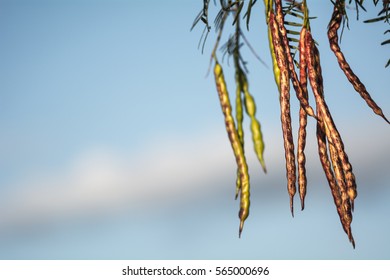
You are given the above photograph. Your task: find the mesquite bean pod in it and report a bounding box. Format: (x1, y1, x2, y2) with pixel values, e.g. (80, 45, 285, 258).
(214, 61, 250, 237)
(268, 25, 281, 91)
(266, 2, 280, 91)
(235, 72, 245, 199)
(316, 113, 354, 246)
(269, 11, 297, 216)
(328, 0, 389, 124)
(306, 30, 357, 208)
(235, 76, 245, 145)
(274, 0, 316, 119)
(234, 12, 267, 176)
(297, 26, 308, 210)
(305, 30, 355, 247)
(242, 75, 267, 173)
(328, 134, 353, 232)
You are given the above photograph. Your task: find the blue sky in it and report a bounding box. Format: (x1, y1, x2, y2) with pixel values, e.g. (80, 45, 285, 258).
(0, 0, 389, 259)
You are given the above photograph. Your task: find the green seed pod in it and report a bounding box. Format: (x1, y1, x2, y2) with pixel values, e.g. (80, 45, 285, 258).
(268, 25, 281, 92)
(235, 72, 245, 145)
(242, 77, 267, 173)
(235, 72, 245, 199)
(214, 61, 251, 237)
(235, 170, 241, 200)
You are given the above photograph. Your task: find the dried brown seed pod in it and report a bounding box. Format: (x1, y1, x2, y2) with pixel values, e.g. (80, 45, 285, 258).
(328, 0, 390, 124)
(316, 113, 354, 247)
(269, 11, 297, 216)
(274, 0, 316, 119)
(306, 30, 357, 209)
(305, 30, 356, 247)
(297, 26, 309, 210)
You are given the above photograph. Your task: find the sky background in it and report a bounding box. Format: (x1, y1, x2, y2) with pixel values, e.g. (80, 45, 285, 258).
(0, 0, 389, 259)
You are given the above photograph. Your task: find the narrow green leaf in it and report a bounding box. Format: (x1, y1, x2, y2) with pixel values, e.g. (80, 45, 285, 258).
(355, 0, 366, 12)
(286, 29, 301, 35)
(245, 0, 254, 30)
(232, 2, 244, 26)
(288, 37, 300, 43)
(381, 39, 390, 45)
(364, 15, 388, 23)
(285, 11, 304, 19)
(284, 21, 302, 27)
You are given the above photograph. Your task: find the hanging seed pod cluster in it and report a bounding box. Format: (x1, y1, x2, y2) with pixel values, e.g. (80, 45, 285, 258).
(192, 0, 389, 247)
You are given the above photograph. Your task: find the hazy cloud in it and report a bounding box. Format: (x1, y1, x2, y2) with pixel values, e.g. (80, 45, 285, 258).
(0, 124, 388, 231)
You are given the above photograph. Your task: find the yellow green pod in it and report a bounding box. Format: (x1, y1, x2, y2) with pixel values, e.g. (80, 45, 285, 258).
(243, 79, 267, 173)
(235, 73, 245, 145)
(268, 25, 281, 91)
(214, 61, 251, 236)
(235, 72, 245, 199)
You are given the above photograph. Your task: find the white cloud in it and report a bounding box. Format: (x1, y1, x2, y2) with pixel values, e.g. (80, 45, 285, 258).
(0, 129, 235, 229)
(0, 123, 388, 231)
